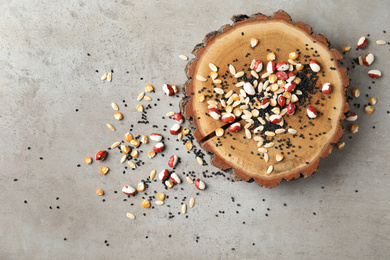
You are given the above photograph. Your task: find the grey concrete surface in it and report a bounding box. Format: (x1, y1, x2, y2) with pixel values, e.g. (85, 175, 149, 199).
(1, 0, 389, 259)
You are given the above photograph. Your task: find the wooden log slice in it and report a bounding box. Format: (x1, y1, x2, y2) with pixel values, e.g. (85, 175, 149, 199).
(180, 10, 349, 188)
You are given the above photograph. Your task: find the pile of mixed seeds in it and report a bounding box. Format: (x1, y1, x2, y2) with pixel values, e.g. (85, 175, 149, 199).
(193, 35, 384, 173)
(83, 32, 386, 221)
(83, 80, 217, 220)
(194, 38, 334, 173)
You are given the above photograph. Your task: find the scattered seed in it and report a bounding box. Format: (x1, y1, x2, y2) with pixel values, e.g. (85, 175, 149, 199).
(148, 151, 156, 158)
(186, 177, 193, 184)
(288, 128, 297, 135)
(250, 38, 259, 48)
(185, 141, 193, 151)
(350, 124, 359, 134)
(258, 148, 268, 153)
(264, 153, 269, 163)
(126, 213, 135, 219)
(295, 64, 304, 71)
(136, 104, 144, 112)
(140, 135, 148, 144)
(106, 123, 115, 131)
(209, 63, 218, 72)
(267, 52, 276, 61)
(342, 46, 351, 52)
(120, 155, 127, 164)
(351, 89, 360, 98)
(142, 200, 151, 208)
(100, 166, 109, 175)
(121, 145, 130, 154)
(189, 198, 195, 208)
(145, 84, 154, 92)
(264, 142, 274, 148)
(236, 82, 245, 87)
(215, 128, 224, 137)
(234, 71, 244, 78)
(275, 129, 285, 134)
(101, 73, 108, 81)
(181, 127, 190, 135)
(144, 96, 152, 101)
(96, 189, 104, 196)
(251, 70, 259, 79)
(369, 97, 377, 105)
(196, 157, 203, 165)
(111, 103, 119, 111)
(84, 157, 92, 164)
(265, 131, 275, 137)
(358, 56, 363, 66)
(289, 52, 299, 60)
(165, 180, 173, 189)
(136, 92, 145, 101)
(336, 142, 345, 150)
(150, 170, 156, 180)
(214, 88, 224, 94)
(376, 40, 386, 45)
(196, 75, 207, 82)
(107, 72, 112, 82)
(276, 153, 284, 162)
(197, 95, 205, 103)
(128, 161, 136, 169)
(182, 204, 187, 214)
(137, 182, 145, 192)
(125, 132, 133, 142)
(245, 128, 252, 139)
(114, 112, 123, 120)
(229, 64, 236, 75)
(155, 201, 164, 205)
(166, 111, 174, 117)
(155, 194, 165, 201)
(266, 165, 274, 174)
(179, 55, 188, 60)
(365, 105, 374, 115)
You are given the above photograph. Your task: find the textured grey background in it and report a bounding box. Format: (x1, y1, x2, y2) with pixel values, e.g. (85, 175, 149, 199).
(0, 0, 389, 259)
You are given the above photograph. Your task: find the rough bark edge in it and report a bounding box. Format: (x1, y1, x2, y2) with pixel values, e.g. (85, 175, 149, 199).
(180, 10, 350, 188)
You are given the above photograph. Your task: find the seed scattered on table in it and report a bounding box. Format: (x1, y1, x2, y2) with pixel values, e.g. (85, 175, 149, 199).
(106, 123, 115, 131)
(376, 40, 386, 45)
(150, 170, 156, 180)
(126, 213, 135, 220)
(189, 198, 195, 208)
(196, 157, 203, 165)
(350, 124, 359, 134)
(141, 200, 151, 208)
(182, 204, 187, 214)
(84, 157, 92, 164)
(100, 166, 109, 175)
(365, 105, 374, 115)
(186, 141, 193, 151)
(336, 142, 345, 150)
(369, 97, 377, 105)
(145, 84, 154, 93)
(137, 92, 145, 101)
(136, 104, 144, 112)
(114, 112, 123, 120)
(179, 55, 188, 60)
(111, 103, 119, 111)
